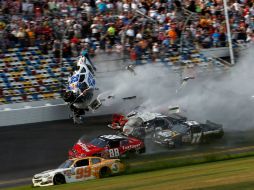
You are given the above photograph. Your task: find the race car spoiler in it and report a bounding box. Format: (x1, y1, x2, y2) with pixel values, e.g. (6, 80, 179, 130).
(206, 120, 223, 129)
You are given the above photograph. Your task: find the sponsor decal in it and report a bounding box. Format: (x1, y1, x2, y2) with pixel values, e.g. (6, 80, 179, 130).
(111, 163, 119, 172)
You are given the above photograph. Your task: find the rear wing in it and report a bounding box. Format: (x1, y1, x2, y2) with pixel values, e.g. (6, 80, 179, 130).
(168, 106, 180, 114)
(205, 120, 223, 129)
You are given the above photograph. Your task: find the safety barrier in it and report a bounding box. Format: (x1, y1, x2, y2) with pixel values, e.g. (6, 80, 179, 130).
(0, 96, 143, 126)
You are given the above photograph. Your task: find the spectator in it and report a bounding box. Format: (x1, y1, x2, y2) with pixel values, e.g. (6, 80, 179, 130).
(212, 29, 221, 47)
(168, 27, 177, 45)
(0, 0, 252, 60)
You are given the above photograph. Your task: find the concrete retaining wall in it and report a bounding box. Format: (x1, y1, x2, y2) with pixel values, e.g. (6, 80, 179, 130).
(0, 97, 141, 127)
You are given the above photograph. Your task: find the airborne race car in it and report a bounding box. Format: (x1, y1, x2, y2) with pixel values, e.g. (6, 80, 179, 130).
(32, 157, 125, 187)
(63, 51, 102, 124)
(108, 111, 187, 139)
(153, 120, 224, 148)
(69, 134, 145, 159)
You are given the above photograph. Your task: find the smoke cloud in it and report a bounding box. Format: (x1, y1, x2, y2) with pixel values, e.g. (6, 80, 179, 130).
(175, 47, 254, 130)
(95, 47, 254, 131)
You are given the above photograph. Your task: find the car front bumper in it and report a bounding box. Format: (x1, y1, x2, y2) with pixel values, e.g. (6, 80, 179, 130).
(32, 177, 54, 187)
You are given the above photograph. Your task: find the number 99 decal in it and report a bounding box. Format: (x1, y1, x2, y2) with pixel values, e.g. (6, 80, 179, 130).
(75, 167, 91, 179)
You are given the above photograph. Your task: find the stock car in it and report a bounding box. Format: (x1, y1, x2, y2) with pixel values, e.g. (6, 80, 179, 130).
(153, 120, 224, 148)
(32, 157, 125, 187)
(69, 134, 145, 159)
(108, 111, 187, 139)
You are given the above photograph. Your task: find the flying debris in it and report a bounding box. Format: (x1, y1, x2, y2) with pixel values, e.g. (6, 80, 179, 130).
(125, 64, 136, 75)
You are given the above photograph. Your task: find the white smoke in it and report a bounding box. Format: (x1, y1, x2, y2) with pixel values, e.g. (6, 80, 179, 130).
(173, 47, 254, 130)
(96, 47, 254, 130)
(97, 63, 180, 111)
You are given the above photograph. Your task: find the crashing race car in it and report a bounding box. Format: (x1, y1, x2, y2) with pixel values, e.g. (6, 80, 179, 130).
(32, 157, 125, 187)
(153, 120, 224, 148)
(69, 134, 145, 159)
(108, 111, 187, 139)
(63, 51, 102, 124)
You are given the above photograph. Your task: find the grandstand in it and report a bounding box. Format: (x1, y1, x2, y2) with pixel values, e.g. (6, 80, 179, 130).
(0, 44, 228, 105)
(0, 47, 76, 104)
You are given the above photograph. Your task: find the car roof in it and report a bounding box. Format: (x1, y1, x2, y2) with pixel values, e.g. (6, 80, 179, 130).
(99, 134, 127, 141)
(184, 120, 200, 126)
(129, 111, 166, 122)
(69, 156, 103, 161)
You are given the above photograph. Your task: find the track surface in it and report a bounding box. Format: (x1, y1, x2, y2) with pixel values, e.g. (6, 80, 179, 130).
(1, 117, 254, 189)
(0, 116, 113, 189)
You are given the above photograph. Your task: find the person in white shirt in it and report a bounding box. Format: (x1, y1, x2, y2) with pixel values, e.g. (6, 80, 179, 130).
(126, 26, 135, 44)
(123, 0, 130, 12)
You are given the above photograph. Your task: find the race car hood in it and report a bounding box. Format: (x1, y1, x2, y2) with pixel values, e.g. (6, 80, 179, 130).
(155, 130, 178, 139)
(33, 169, 64, 179)
(72, 141, 104, 156)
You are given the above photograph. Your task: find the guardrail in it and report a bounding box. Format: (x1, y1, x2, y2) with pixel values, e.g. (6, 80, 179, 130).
(0, 99, 69, 126)
(0, 95, 142, 127)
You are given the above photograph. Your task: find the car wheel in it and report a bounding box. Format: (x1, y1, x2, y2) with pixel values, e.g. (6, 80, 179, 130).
(53, 174, 66, 185)
(99, 167, 111, 178)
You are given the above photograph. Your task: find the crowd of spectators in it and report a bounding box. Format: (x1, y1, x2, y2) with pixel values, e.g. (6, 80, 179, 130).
(0, 0, 253, 62)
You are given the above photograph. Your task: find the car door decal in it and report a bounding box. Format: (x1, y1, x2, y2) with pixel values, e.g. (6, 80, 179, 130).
(191, 133, 202, 144)
(75, 167, 91, 179)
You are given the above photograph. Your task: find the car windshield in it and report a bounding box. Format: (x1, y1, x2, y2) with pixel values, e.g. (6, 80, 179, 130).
(171, 124, 189, 134)
(89, 138, 107, 148)
(58, 160, 74, 169)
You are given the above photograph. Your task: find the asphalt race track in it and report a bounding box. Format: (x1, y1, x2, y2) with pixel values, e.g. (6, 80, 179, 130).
(1, 116, 254, 189)
(0, 116, 113, 189)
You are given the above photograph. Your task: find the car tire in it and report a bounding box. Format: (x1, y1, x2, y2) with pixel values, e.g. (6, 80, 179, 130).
(53, 174, 66, 185)
(99, 167, 111, 178)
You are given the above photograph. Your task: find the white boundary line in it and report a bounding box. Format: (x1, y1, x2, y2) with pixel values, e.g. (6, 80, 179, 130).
(0, 103, 68, 112)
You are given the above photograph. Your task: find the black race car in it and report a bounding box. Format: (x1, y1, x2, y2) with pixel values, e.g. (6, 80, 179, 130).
(153, 120, 224, 148)
(115, 112, 187, 140)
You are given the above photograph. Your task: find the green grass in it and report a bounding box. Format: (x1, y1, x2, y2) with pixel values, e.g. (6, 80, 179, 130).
(7, 156, 254, 190)
(125, 149, 254, 174)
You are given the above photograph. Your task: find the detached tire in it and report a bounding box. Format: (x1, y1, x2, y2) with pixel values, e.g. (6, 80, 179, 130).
(99, 167, 111, 178)
(53, 174, 66, 185)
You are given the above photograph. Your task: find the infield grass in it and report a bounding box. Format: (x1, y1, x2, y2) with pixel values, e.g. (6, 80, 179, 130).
(7, 156, 254, 190)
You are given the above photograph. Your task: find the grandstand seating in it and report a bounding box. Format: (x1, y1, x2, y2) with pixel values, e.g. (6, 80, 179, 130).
(0, 47, 76, 104)
(0, 46, 227, 104)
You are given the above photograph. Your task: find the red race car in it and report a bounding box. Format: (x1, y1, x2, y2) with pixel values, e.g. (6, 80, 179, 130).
(69, 134, 145, 159)
(108, 114, 128, 130)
